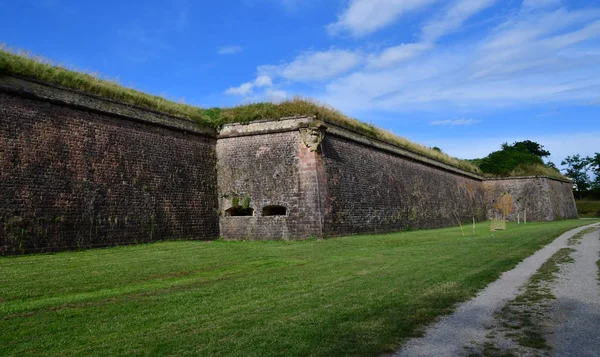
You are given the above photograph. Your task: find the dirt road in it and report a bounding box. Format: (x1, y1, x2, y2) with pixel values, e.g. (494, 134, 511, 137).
(393, 222, 600, 357)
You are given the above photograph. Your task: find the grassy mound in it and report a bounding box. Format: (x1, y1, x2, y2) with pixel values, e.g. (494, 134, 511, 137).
(0, 47, 480, 174)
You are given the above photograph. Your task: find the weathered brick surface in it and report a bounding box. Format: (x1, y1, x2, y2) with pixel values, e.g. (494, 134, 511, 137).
(483, 177, 578, 221)
(321, 135, 487, 235)
(0, 92, 219, 254)
(217, 129, 324, 240)
(0, 78, 579, 248)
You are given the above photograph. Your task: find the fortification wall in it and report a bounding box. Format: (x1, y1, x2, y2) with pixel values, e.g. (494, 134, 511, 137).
(0, 76, 579, 250)
(0, 76, 219, 254)
(320, 123, 487, 235)
(483, 177, 578, 221)
(216, 119, 327, 240)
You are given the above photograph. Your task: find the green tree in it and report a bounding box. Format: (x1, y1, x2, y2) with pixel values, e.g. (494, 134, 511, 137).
(589, 153, 600, 190)
(561, 154, 591, 198)
(478, 140, 549, 176)
(502, 140, 551, 158)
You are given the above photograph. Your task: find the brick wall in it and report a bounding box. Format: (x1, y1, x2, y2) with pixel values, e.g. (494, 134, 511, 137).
(483, 177, 578, 221)
(1, 77, 578, 249)
(0, 81, 219, 254)
(216, 119, 326, 240)
(321, 134, 487, 235)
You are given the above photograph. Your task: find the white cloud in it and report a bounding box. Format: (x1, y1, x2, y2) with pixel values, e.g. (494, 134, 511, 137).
(367, 0, 495, 69)
(225, 82, 254, 96)
(218, 46, 243, 55)
(225, 75, 274, 96)
(327, 0, 439, 37)
(254, 75, 273, 87)
(430, 118, 481, 126)
(421, 0, 497, 42)
(320, 3, 600, 112)
(226, 1, 600, 114)
(259, 49, 362, 81)
(367, 43, 432, 68)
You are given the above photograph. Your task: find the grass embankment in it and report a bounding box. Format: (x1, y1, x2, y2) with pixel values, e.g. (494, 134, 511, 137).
(1, 220, 597, 357)
(575, 200, 600, 217)
(506, 163, 566, 181)
(0, 47, 479, 174)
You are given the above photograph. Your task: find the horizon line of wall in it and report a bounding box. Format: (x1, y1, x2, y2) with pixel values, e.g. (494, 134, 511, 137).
(0, 75, 579, 254)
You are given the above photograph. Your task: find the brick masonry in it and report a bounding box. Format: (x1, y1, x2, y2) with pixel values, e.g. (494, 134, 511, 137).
(321, 131, 488, 235)
(0, 76, 579, 250)
(216, 120, 326, 240)
(0, 79, 219, 255)
(483, 177, 578, 221)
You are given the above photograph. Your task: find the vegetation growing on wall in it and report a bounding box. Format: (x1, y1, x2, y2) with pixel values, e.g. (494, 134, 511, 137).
(0, 47, 480, 174)
(0, 46, 223, 126)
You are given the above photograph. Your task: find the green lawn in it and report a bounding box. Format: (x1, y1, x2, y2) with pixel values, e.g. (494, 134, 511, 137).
(575, 200, 600, 217)
(1, 220, 597, 357)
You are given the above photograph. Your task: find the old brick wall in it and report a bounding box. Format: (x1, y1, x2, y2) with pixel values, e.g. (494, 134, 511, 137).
(217, 119, 325, 240)
(1, 78, 578, 249)
(483, 177, 578, 221)
(0, 80, 219, 254)
(320, 133, 487, 236)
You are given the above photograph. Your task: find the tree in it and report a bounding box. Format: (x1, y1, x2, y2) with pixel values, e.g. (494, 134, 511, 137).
(561, 154, 591, 198)
(502, 140, 551, 158)
(479, 141, 546, 176)
(589, 153, 600, 190)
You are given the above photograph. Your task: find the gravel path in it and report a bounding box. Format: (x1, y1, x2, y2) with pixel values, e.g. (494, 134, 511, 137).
(548, 227, 600, 357)
(393, 223, 600, 357)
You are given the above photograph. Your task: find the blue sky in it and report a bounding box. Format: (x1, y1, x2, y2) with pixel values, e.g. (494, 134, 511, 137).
(1, 0, 599, 165)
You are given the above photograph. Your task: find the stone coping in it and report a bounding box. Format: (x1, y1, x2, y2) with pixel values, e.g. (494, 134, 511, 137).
(483, 175, 572, 184)
(218, 116, 315, 138)
(0, 75, 216, 137)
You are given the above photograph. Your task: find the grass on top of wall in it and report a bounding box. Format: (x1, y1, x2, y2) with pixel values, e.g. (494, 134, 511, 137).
(507, 163, 567, 181)
(480, 163, 568, 181)
(0, 46, 480, 174)
(0, 45, 223, 127)
(1, 219, 597, 357)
